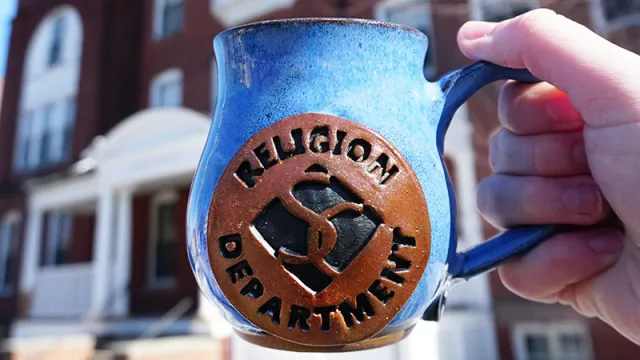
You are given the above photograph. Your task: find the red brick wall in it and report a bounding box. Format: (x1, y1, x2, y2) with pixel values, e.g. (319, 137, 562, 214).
(139, 0, 224, 113)
(67, 214, 94, 263)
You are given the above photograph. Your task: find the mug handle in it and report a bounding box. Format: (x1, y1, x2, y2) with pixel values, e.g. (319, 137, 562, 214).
(437, 61, 559, 280)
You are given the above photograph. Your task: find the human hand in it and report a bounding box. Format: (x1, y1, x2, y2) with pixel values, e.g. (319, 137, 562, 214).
(458, 8, 640, 344)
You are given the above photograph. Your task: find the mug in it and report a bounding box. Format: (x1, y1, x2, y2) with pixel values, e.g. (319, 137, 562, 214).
(186, 18, 557, 352)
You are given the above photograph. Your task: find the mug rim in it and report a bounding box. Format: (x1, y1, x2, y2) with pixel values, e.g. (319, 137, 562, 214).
(216, 17, 427, 40)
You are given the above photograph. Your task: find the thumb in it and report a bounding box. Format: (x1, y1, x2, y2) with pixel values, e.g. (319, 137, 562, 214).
(457, 8, 640, 128)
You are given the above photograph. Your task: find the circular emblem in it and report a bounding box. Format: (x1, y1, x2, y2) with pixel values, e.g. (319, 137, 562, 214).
(207, 113, 431, 347)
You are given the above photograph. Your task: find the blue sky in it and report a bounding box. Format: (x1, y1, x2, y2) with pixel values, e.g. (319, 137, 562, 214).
(0, 0, 17, 76)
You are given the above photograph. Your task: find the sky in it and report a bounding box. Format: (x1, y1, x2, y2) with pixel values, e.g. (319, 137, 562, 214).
(0, 0, 17, 76)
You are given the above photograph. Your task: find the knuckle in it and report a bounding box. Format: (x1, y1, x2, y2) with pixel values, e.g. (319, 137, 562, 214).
(514, 9, 557, 34)
(488, 131, 503, 172)
(476, 176, 517, 228)
(498, 264, 528, 296)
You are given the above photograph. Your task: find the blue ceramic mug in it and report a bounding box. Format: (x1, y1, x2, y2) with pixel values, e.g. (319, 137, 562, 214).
(187, 18, 557, 352)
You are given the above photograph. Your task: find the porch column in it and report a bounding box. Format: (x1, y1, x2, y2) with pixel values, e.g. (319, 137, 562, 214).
(19, 207, 43, 298)
(89, 190, 115, 317)
(113, 188, 132, 317)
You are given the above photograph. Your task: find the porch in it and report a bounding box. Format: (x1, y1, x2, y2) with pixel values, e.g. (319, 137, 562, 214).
(14, 107, 217, 336)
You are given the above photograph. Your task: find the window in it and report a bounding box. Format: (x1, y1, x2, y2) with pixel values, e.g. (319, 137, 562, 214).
(14, 111, 33, 171)
(40, 104, 55, 165)
(376, 0, 436, 80)
(44, 212, 72, 266)
(0, 213, 20, 294)
(513, 323, 593, 360)
(14, 100, 76, 171)
(149, 69, 183, 107)
(61, 97, 76, 161)
(16, 6, 82, 173)
(47, 15, 65, 67)
(604, 0, 640, 21)
(155, 0, 184, 40)
(149, 191, 178, 286)
(471, 0, 538, 22)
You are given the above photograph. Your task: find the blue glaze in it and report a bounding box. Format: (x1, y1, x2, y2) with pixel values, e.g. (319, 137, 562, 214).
(186, 18, 556, 343)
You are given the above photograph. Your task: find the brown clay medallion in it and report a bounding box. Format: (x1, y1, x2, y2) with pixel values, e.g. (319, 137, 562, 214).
(207, 113, 431, 347)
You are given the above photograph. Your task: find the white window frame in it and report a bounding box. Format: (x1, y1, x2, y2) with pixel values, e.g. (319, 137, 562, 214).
(589, 0, 640, 35)
(149, 68, 183, 108)
(375, 0, 437, 80)
(44, 211, 72, 267)
(468, 0, 539, 21)
(512, 322, 594, 360)
(0, 212, 21, 296)
(153, 0, 184, 40)
(148, 190, 179, 288)
(210, 0, 295, 27)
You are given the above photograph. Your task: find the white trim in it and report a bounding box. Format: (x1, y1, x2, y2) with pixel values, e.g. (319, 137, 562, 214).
(28, 175, 97, 211)
(89, 190, 115, 317)
(11, 316, 215, 339)
(147, 189, 179, 289)
(374, 0, 436, 79)
(19, 209, 43, 295)
(210, 0, 295, 27)
(149, 68, 183, 108)
(113, 188, 133, 317)
(153, 0, 184, 40)
(512, 322, 593, 360)
(468, 0, 539, 21)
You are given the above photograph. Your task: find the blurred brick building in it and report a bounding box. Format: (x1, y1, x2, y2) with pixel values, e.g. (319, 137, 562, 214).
(0, 0, 638, 359)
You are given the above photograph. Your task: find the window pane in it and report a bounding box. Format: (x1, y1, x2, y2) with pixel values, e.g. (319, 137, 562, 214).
(48, 15, 65, 66)
(154, 202, 177, 282)
(158, 203, 176, 242)
(0, 222, 12, 288)
(560, 333, 588, 358)
(525, 334, 550, 360)
(47, 212, 72, 265)
(155, 241, 176, 279)
(41, 105, 56, 165)
(162, 0, 184, 37)
(605, 0, 640, 21)
(14, 112, 33, 171)
(62, 98, 76, 160)
(483, 0, 537, 22)
(157, 80, 182, 107)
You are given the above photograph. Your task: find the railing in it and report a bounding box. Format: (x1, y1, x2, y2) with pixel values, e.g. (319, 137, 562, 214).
(29, 263, 94, 318)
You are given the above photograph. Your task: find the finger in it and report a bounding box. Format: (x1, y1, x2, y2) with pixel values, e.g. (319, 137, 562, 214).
(477, 175, 611, 228)
(497, 228, 624, 303)
(458, 9, 640, 128)
(498, 81, 584, 135)
(489, 129, 589, 177)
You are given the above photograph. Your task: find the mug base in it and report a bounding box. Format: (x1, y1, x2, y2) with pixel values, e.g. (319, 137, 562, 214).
(234, 325, 415, 353)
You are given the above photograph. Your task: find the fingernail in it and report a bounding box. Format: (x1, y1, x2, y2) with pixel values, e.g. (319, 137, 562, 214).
(459, 21, 497, 41)
(586, 230, 624, 255)
(562, 183, 602, 215)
